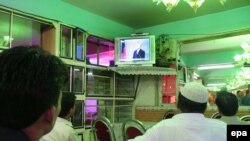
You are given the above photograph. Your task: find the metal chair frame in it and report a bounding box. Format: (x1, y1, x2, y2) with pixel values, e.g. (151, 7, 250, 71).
(122, 119, 146, 141)
(92, 116, 116, 141)
(240, 115, 250, 121)
(210, 112, 222, 119)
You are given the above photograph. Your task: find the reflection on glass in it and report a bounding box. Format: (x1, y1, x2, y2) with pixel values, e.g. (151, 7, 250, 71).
(114, 100, 133, 122)
(61, 66, 71, 92)
(115, 74, 135, 97)
(0, 11, 10, 49)
(60, 25, 72, 58)
(71, 100, 84, 128)
(73, 67, 84, 94)
(75, 29, 85, 61)
(85, 99, 113, 128)
(12, 15, 53, 48)
(86, 36, 114, 66)
(86, 69, 112, 96)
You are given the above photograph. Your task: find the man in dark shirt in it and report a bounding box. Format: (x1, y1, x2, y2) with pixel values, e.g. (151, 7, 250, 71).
(133, 41, 145, 59)
(0, 46, 67, 141)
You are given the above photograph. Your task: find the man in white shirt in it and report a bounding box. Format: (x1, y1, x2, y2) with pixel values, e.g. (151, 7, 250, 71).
(215, 91, 250, 125)
(40, 92, 79, 141)
(129, 82, 227, 141)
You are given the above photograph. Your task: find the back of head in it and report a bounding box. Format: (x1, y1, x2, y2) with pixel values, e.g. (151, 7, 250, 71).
(0, 46, 67, 129)
(215, 92, 238, 116)
(59, 92, 76, 118)
(177, 82, 208, 113)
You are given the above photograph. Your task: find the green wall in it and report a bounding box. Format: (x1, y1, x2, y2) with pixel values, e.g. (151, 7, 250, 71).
(0, 0, 133, 40)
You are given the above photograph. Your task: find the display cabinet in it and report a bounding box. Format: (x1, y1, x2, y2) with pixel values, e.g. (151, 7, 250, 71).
(0, 10, 10, 49)
(61, 65, 85, 95)
(114, 100, 133, 122)
(115, 74, 135, 97)
(73, 66, 85, 94)
(86, 68, 113, 97)
(75, 29, 86, 61)
(86, 35, 114, 66)
(84, 99, 113, 128)
(60, 25, 73, 58)
(0, 9, 55, 52)
(72, 100, 84, 128)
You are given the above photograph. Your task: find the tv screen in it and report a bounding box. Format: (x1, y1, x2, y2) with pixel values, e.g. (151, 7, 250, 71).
(115, 35, 155, 66)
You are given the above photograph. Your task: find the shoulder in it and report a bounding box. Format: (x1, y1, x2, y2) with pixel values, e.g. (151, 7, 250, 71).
(206, 118, 227, 127)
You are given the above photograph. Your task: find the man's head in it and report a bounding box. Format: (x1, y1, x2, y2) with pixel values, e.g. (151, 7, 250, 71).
(177, 82, 208, 113)
(0, 46, 67, 130)
(135, 40, 143, 50)
(215, 92, 238, 116)
(59, 92, 76, 119)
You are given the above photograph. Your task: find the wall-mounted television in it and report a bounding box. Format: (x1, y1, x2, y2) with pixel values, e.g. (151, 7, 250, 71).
(114, 35, 156, 66)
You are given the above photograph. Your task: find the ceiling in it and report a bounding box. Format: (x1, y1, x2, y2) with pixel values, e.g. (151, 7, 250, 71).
(63, 0, 250, 29)
(181, 33, 250, 89)
(63, 0, 250, 90)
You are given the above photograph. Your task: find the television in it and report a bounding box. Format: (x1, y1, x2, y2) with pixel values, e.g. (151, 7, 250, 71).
(114, 35, 156, 66)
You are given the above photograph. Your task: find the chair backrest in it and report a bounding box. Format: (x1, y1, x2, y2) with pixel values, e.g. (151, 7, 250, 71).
(162, 109, 176, 119)
(211, 112, 222, 119)
(92, 116, 116, 141)
(240, 115, 250, 121)
(122, 119, 146, 141)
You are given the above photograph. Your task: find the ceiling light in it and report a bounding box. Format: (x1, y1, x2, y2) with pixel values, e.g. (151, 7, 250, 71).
(197, 64, 234, 70)
(234, 42, 250, 65)
(207, 83, 226, 86)
(152, 0, 226, 12)
(184, 0, 205, 13)
(3, 36, 13, 42)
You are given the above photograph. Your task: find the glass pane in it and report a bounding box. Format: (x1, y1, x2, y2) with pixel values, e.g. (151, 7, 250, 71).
(86, 69, 112, 96)
(98, 40, 114, 66)
(72, 100, 84, 128)
(61, 66, 71, 92)
(114, 100, 133, 122)
(85, 99, 113, 128)
(73, 67, 84, 94)
(60, 25, 72, 58)
(75, 29, 85, 61)
(0, 11, 10, 49)
(12, 15, 42, 47)
(162, 75, 176, 104)
(86, 36, 114, 66)
(115, 74, 135, 97)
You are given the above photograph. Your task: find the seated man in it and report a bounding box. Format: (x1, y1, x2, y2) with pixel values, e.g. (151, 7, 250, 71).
(0, 46, 67, 141)
(40, 92, 79, 141)
(241, 90, 250, 106)
(215, 91, 250, 125)
(133, 41, 145, 59)
(128, 82, 227, 141)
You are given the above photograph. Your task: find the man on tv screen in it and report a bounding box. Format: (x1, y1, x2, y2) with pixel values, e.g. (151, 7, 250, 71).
(133, 41, 145, 59)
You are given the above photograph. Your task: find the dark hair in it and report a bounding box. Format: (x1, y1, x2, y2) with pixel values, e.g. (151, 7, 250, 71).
(177, 93, 207, 113)
(0, 46, 67, 129)
(59, 92, 76, 118)
(215, 92, 238, 116)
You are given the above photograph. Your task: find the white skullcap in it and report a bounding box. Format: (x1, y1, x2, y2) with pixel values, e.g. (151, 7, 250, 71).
(180, 82, 208, 103)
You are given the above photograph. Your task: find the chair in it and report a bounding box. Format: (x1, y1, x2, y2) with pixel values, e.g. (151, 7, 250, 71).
(162, 109, 176, 119)
(210, 112, 222, 119)
(122, 119, 146, 141)
(92, 116, 116, 141)
(240, 115, 250, 121)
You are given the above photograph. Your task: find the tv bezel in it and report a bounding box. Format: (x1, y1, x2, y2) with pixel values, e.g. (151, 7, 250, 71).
(114, 35, 156, 66)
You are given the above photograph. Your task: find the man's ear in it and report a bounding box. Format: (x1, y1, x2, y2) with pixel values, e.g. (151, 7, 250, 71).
(44, 106, 57, 123)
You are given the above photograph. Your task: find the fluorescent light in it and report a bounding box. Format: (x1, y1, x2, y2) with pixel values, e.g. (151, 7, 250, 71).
(197, 64, 234, 70)
(193, 72, 200, 79)
(207, 83, 226, 86)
